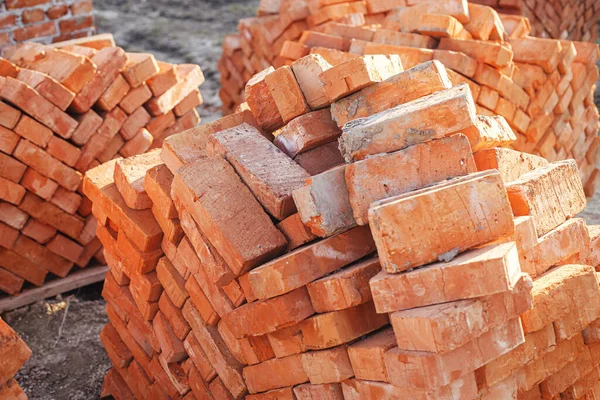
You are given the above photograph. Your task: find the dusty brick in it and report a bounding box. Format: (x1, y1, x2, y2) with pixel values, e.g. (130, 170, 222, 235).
(13, 21, 56, 41)
(16, 68, 74, 111)
(301, 345, 354, 384)
(474, 147, 549, 184)
(243, 354, 308, 394)
(207, 123, 310, 220)
(13, 114, 53, 147)
(114, 149, 162, 210)
(348, 327, 396, 382)
(0, 126, 20, 154)
(0, 101, 21, 130)
(146, 64, 205, 116)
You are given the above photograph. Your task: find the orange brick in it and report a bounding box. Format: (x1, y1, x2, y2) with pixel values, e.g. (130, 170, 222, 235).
(0, 318, 32, 383)
(301, 345, 354, 384)
(294, 383, 344, 400)
(249, 225, 375, 300)
(0, 175, 25, 205)
(70, 109, 103, 146)
(114, 149, 162, 210)
(46, 233, 84, 263)
(0, 126, 19, 154)
(174, 89, 202, 117)
(243, 354, 308, 394)
(46, 136, 81, 167)
(145, 164, 177, 219)
(13, 114, 53, 147)
(12, 234, 72, 277)
(146, 62, 178, 97)
(123, 53, 159, 88)
(153, 311, 186, 363)
(97, 74, 131, 111)
(120, 106, 152, 140)
(172, 157, 286, 276)
(0, 246, 48, 286)
(207, 123, 310, 220)
(146, 64, 204, 116)
(370, 171, 514, 273)
(120, 83, 152, 114)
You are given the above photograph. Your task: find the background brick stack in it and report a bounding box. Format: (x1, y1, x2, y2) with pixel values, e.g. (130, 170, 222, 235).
(0, 0, 96, 49)
(0, 38, 205, 297)
(85, 56, 600, 399)
(471, 0, 600, 42)
(218, 0, 600, 197)
(0, 317, 31, 399)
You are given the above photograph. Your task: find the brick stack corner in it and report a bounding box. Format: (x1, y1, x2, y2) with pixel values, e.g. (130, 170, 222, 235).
(86, 52, 600, 399)
(0, 36, 204, 297)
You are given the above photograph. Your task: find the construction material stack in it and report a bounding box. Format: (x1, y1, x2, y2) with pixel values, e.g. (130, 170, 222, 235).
(218, 0, 600, 196)
(86, 56, 600, 399)
(471, 0, 600, 42)
(0, 38, 204, 297)
(0, 317, 31, 399)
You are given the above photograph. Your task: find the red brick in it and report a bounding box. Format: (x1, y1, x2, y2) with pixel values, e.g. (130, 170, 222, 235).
(146, 62, 177, 97)
(47, 5, 69, 19)
(0, 15, 16, 29)
(50, 187, 82, 215)
(243, 354, 308, 394)
(19, 167, 58, 200)
(183, 332, 217, 382)
(16, 68, 75, 112)
(46, 233, 84, 263)
(370, 171, 514, 272)
(59, 15, 93, 34)
(122, 52, 160, 88)
(0, 202, 28, 230)
(146, 64, 205, 116)
(120, 106, 152, 140)
(19, 192, 84, 239)
(0, 32, 10, 47)
(97, 74, 131, 112)
(174, 89, 202, 117)
(0, 221, 19, 249)
(119, 128, 153, 158)
(0, 268, 24, 295)
(158, 294, 190, 340)
(0, 175, 25, 205)
(70, 109, 103, 146)
(249, 225, 375, 300)
(0, 76, 78, 138)
(301, 345, 354, 384)
(207, 123, 310, 220)
(0, 151, 26, 183)
(114, 149, 161, 210)
(156, 257, 189, 308)
(145, 164, 177, 219)
(0, 246, 48, 286)
(0, 126, 21, 154)
(153, 311, 186, 363)
(0, 100, 21, 129)
(347, 327, 396, 382)
(246, 387, 296, 400)
(46, 136, 81, 167)
(22, 8, 46, 24)
(0, 318, 32, 384)
(182, 301, 247, 398)
(13, 114, 53, 147)
(76, 107, 127, 172)
(172, 157, 286, 276)
(5, 0, 50, 8)
(13, 21, 56, 41)
(276, 213, 317, 252)
(121, 83, 152, 114)
(267, 302, 389, 357)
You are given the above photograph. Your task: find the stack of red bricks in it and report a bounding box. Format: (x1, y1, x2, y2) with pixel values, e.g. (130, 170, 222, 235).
(471, 0, 600, 42)
(0, 0, 95, 49)
(0, 39, 204, 296)
(0, 317, 31, 399)
(218, 0, 600, 197)
(85, 55, 600, 399)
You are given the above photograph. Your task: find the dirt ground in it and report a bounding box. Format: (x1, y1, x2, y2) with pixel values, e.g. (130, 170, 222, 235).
(4, 1, 600, 399)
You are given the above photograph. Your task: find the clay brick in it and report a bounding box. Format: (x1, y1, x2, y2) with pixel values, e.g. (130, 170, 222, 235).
(293, 164, 356, 237)
(438, 38, 513, 68)
(370, 171, 514, 273)
(347, 327, 396, 382)
(14, 139, 82, 191)
(97, 74, 131, 111)
(7, 43, 96, 93)
(474, 147, 549, 183)
(146, 64, 205, 116)
(371, 240, 522, 313)
(76, 107, 128, 172)
(0, 126, 20, 154)
(13, 231, 73, 277)
(0, 268, 24, 295)
(47, 4, 69, 19)
(290, 54, 333, 110)
(0, 221, 19, 249)
(249, 225, 375, 300)
(222, 287, 314, 338)
(267, 302, 389, 357)
(174, 89, 202, 117)
(119, 128, 153, 158)
(347, 375, 478, 400)
(0, 247, 47, 286)
(147, 62, 178, 97)
(156, 257, 189, 308)
(331, 60, 451, 128)
(391, 274, 532, 354)
(464, 3, 505, 40)
(293, 141, 345, 176)
(276, 213, 317, 252)
(184, 332, 217, 381)
(0, 59, 19, 78)
(20, 192, 84, 239)
(120, 106, 152, 140)
(0, 76, 78, 138)
(243, 354, 309, 394)
(511, 37, 562, 73)
(116, 230, 162, 275)
(0, 175, 25, 205)
(70, 109, 103, 146)
(467, 115, 516, 152)
(0, 202, 28, 230)
(120, 83, 152, 114)
(506, 160, 586, 237)
(0, 318, 32, 384)
(339, 84, 477, 162)
(71, 47, 128, 113)
(46, 233, 84, 263)
(114, 149, 162, 210)
(294, 383, 344, 400)
(13, 21, 56, 41)
(83, 159, 163, 252)
(153, 311, 187, 363)
(346, 134, 476, 225)
(182, 301, 247, 398)
(13, 114, 53, 147)
(46, 136, 81, 167)
(0, 152, 25, 184)
(385, 318, 524, 390)
(0, 101, 21, 130)
(319, 54, 403, 102)
(207, 123, 310, 220)
(16, 68, 75, 111)
(301, 345, 354, 384)
(273, 108, 341, 158)
(123, 53, 160, 88)
(172, 157, 287, 276)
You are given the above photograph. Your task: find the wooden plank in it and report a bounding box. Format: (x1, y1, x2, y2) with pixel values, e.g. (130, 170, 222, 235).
(0, 265, 108, 313)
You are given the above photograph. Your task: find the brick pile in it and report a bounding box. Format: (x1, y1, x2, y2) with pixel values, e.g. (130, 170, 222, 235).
(85, 57, 600, 399)
(0, 39, 205, 296)
(218, 0, 600, 196)
(471, 0, 600, 42)
(0, 317, 31, 399)
(0, 0, 96, 49)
